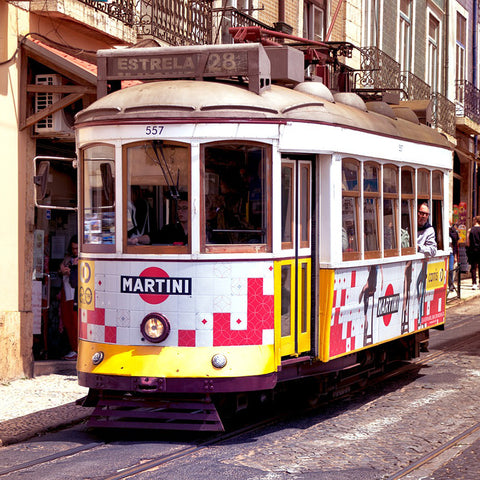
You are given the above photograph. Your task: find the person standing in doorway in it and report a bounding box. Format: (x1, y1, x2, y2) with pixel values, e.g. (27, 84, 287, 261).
(59, 235, 78, 360)
(467, 216, 480, 290)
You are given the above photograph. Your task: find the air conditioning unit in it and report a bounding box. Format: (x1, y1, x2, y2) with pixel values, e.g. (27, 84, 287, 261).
(34, 74, 73, 135)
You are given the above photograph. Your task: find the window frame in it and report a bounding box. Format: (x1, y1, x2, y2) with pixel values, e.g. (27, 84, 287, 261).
(400, 167, 416, 255)
(363, 161, 381, 259)
(123, 140, 191, 255)
(432, 170, 444, 250)
(80, 142, 116, 254)
(342, 157, 361, 261)
(383, 164, 399, 257)
(200, 141, 272, 254)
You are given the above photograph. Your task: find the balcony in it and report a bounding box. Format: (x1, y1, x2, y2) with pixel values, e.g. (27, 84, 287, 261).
(212, 7, 273, 44)
(351, 46, 401, 102)
(400, 71, 431, 101)
(455, 80, 480, 135)
(29, 0, 212, 46)
(431, 92, 456, 137)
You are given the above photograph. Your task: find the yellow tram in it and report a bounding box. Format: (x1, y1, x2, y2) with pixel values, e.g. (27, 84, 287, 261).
(71, 42, 451, 430)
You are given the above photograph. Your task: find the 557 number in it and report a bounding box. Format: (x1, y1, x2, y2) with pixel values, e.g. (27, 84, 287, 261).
(145, 125, 164, 136)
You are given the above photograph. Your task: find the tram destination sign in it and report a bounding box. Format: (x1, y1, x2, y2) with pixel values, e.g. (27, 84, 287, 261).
(97, 44, 271, 96)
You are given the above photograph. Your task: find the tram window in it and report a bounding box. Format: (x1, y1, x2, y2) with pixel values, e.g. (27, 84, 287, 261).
(281, 264, 292, 337)
(82, 145, 115, 251)
(299, 163, 311, 248)
(432, 170, 444, 250)
(418, 169, 430, 197)
(401, 168, 415, 254)
(125, 141, 190, 251)
(203, 144, 268, 251)
(281, 163, 294, 249)
(363, 163, 380, 258)
(383, 165, 398, 256)
(342, 159, 360, 260)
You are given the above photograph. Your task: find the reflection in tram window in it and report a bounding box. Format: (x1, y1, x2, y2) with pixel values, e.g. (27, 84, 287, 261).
(342, 159, 360, 260)
(280, 264, 292, 337)
(383, 165, 398, 254)
(363, 163, 380, 257)
(204, 144, 267, 246)
(82, 144, 115, 249)
(281, 164, 294, 249)
(401, 168, 415, 252)
(432, 171, 444, 250)
(125, 141, 190, 249)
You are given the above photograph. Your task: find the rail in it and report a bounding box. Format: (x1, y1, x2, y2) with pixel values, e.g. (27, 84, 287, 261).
(455, 79, 480, 125)
(352, 46, 401, 93)
(80, 0, 212, 45)
(400, 71, 431, 101)
(431, 92, 456, 137)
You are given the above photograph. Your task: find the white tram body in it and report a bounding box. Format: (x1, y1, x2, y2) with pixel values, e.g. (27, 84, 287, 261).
(75, 44, 451, 429)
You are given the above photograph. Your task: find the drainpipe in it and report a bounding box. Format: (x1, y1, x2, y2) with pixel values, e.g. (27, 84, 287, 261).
(278, 0, 285, 24)
(474, 0, 478, 216)
(443, 0, 449, 97)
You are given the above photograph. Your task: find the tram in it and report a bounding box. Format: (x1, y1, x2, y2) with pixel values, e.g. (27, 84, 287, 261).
(71, 42, 451, 430)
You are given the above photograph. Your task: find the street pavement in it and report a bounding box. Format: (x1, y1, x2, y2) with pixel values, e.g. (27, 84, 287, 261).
(0, 275, 479, 474)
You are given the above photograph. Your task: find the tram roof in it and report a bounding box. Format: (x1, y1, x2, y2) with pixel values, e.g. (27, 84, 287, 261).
(76, 80, 450, 149)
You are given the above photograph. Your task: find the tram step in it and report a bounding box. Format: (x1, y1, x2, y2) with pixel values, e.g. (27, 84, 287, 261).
(87, 393, 224, 431)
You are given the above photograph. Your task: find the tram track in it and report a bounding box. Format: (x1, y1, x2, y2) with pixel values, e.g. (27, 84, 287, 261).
(386, 421, 480, 479)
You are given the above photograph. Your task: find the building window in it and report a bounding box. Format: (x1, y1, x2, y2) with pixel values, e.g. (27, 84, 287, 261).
(303, 1, 325, 42)
(399, 0, 413, 72)
(364, 0, 380, 47)
(427, 13, 440, 92)
(456, 12, 467, 101)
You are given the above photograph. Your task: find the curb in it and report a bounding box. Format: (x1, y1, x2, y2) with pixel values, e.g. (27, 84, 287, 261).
(0, 403, 94, 447)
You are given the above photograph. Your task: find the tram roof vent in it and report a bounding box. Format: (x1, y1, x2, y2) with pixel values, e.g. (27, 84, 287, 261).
(365, 101, 397, 119)
(332, 92, 367, 111)
(390, 106, 420, 124)
(294, 81, 334, 103)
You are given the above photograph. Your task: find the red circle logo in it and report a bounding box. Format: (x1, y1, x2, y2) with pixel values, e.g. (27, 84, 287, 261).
(139, 267, 169, 304)
(383, 283, 394, 326)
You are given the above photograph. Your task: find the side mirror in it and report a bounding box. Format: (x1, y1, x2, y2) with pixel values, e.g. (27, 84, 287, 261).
(34, 161, 50, 201)
(33, 156, 77, 211)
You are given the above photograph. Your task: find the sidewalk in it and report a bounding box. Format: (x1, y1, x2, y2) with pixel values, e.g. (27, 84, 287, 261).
(0, 276, 479, 447)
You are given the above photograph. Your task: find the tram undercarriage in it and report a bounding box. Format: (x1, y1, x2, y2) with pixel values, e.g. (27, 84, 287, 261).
(81, 330, 428, 432)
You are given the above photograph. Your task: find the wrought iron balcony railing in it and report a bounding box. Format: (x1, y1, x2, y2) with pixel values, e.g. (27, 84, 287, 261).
(431, 92, 456, 137)
(455, 80, 480, 125)
(81, 0, 212, 45)
(400, 71, 431, 101)
(352, 46, 401, 95)
(212, 7, 273, 44)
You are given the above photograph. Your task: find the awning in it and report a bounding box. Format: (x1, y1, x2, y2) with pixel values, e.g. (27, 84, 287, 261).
(20, 37, 97, 131)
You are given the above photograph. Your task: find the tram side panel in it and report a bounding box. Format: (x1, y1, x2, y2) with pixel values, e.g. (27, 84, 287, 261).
(319, 257, 448, 362)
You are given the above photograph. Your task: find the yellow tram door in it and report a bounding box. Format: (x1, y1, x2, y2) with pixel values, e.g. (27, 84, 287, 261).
(276, 158, 312, 358)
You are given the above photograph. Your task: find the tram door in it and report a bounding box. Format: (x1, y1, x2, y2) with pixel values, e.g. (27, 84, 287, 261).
(277, 157, 313, 358)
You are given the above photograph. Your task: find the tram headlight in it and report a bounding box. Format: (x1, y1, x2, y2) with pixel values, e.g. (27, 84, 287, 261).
(92, 351, 104, 365)
(141, 313, 170, 343)
(211, 353, 227, 369)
